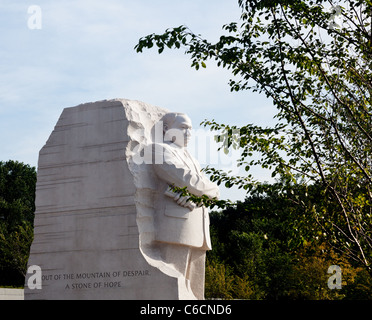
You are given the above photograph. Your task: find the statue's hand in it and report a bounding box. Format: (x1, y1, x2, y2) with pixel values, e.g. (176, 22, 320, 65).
(175, 193, 196, 210)
(164, 186, 196, 210)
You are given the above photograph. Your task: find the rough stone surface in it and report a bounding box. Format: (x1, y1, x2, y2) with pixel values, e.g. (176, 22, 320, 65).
(24, 99, 184, 300)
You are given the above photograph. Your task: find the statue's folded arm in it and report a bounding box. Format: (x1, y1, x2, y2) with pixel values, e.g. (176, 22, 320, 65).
(152, 145, 219, 199)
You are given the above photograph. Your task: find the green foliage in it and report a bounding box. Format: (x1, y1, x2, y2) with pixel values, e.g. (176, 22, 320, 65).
(205, 182, 372, 299)
(0, 160, 36, 228)
(0, 223, 33, 278)
(135, 0, 372, 275)
(205, 259, 235, 299)
(0, 160, 36, 287)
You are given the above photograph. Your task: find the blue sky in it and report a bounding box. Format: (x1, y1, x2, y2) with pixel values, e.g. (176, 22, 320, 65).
(0, 1, 278, 201)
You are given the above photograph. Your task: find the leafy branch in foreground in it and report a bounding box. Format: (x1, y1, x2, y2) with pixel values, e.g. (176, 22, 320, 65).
(136, 0, 372, 275)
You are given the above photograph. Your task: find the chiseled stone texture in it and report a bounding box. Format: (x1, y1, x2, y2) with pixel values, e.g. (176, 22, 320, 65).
(25, 99, 184, 299)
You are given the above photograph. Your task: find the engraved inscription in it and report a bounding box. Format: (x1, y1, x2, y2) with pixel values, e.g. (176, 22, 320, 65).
(40, 269, 150, 290)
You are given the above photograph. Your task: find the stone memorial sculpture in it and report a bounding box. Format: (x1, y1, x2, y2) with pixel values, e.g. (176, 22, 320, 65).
(149, 112, 220, 299)
(25, 99, 219, 300)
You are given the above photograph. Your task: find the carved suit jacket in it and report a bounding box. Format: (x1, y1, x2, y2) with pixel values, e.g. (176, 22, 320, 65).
(151, 142, 219, 250)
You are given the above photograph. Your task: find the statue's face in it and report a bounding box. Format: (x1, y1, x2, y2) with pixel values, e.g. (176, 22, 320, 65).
(164, 114, 192, 147)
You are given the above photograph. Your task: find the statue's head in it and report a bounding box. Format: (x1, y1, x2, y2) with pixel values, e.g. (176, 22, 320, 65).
(160, 112, 192, 148)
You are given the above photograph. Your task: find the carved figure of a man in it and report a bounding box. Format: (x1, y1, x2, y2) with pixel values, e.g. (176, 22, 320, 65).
(151, 112, 219, 299)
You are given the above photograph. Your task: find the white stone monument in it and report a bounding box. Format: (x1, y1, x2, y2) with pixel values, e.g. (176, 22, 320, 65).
(25, 99, 219, 300)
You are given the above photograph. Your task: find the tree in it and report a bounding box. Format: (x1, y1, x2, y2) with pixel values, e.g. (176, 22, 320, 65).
(0, 160, 36, 286)
(206, 181, 372, 299)
(0, 160, 36, 227)
(135, 0, 372, 275)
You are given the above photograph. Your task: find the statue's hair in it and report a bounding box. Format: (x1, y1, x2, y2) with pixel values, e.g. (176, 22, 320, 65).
(160, 112, 187, 131)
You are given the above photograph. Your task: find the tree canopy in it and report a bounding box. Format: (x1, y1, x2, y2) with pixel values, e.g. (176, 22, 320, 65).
(206, 180, 372, 299)
(0, 160, 36, 286)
